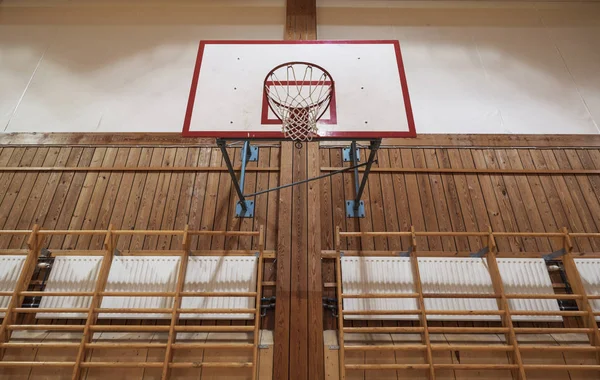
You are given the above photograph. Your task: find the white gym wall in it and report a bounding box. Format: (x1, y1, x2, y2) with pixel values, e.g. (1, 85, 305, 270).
(1, 0, 599, 135)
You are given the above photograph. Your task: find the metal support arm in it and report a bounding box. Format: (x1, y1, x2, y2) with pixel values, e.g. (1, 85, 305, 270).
(346, 139, 381, 218)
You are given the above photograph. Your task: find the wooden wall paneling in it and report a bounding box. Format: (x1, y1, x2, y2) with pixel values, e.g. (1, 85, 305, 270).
(461, 149, 514, 252)
(142, 148, 177, 250)
(115, 147, 153, 250)
(187, 148, 211, 250)
(422, 149, 458, 252)
(0, 148, 49, 232)
(0, 148, 35, 210)
(503, 150, 555, 252)
(489, 149, 539, 252)
(3, 147, 66, 249)
(475, 149, 530, 251)
(170, 147, 200, 250)
(308, 143, 325, 379)
(528, 150, 593, 251)
(155, 148, 188, 250)
(410, 149, 442, 250)
(85, 148, 130, 250)
(376, 150, 402, 251)
(342, 152, 362, 251)
(197, 148, 221, 251)
(388, 149, 414, 250)
(442, 149, 484, 251)
(290, 142, 309, 380)
(211, 146, 236, 250)
(274, 141, 293, 380)
(434, 149, 470, 252)
(252, 146, 271, 251)
(72, 147, 119, 249)
(516, 150, 576, 251)
(553, 151, 600, 247)
(331, 148, 351, 251)
(266, 147, 280, 251)
(57, 147, 107, 249)
(364, 150, 387, 251)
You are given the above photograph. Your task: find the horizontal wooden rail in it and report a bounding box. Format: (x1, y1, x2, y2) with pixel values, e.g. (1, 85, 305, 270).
(344, 344, 427, 351)
(0, 166, 278, 173)
(321, 166, 600, 175)
(343, 327, 424, 333)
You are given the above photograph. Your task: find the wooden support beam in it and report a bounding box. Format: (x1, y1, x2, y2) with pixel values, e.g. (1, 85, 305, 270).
(484, 229, 527, 380)
(160, 225, 190, 380)
(407, 227, 436, 380)
(0, 225, 41, 360)
(71, 224, 116, 380)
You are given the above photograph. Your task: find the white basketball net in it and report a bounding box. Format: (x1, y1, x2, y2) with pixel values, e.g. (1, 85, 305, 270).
(264, 62, 333, 142)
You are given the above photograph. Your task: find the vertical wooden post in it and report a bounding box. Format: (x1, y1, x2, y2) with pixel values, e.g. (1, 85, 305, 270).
(161, 225, 190, 380)
(252, 226, 265, 380)
(558, 227, 600, 364)
(0, 225, 41, 360)
(408, 226, 435, 380)
(71, 224, 116, 380)
(484, 229, 527, 380)
(276, 2, 320, 379)
(334, 227, 346, 380)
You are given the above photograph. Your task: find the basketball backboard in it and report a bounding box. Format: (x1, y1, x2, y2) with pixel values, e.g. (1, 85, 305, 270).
(182, 40, 416, 140)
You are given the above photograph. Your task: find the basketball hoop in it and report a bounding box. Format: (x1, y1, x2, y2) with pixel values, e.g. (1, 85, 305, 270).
(264, 62, 334, 144)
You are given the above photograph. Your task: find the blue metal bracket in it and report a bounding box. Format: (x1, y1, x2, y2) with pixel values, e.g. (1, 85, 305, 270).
(248, 145, 259, 162)
(470, 246, 489, 258)
(343, 147, 360, 162)
(346, 200, 365, 218)
(398, 246, 413, 257)
(543, 248, 566, 261)
(236, 200, 254, 218)
(346, 139, 381, 218)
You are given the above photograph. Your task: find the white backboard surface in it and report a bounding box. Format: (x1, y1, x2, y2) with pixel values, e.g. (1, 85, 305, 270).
(182, 40, 416, 139)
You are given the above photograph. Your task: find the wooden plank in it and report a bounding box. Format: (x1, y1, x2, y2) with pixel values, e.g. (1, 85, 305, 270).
(187, 148, 211, 251)
(323, 330, 340, 380)
(143, 148, 178, 250)
(410, 149, 441, 250)
(504, 149, 555, 252)
(273, 141, 293, 380)
(364, 150, 387, 251)
(6, 132, 600, 148)
(308, 142, 325, 380)
(553, 150, 600, 250)
(156, 148, 188, 250)
(0, 148, 49, 231)
(170, 148, 201, 249)
(469, 149, 520, 252)
(213, 146, 236, 250)
(341, 149, 361, 251)
(115, 147, 153, 250)
(129, 148, 166, 250)
(290, 141, 308, 380)
(376, 150, 401, 250)
(423, 149, 458, 251)
(529, 150, 593, 251)
(490, 149, 539, 252)
(197, 148, 221, 251)
(46, 148, 97, 249)
(59, 147, 108, 249)
(332, 148, 351, 251)
(0, 147, 28, 207)
(80, 148, 129, 249)
(1, 148, 65, 249)
(266, 147, 280, 251)
(389, 149, 414, 250)
(251, 146, 271, 251)
(443, 149, 484, 251)
(518, 150, 578, 251)
(434, 149, 470, 252)
(258, 331, 274, 380)
(88, 148, 139, 248)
